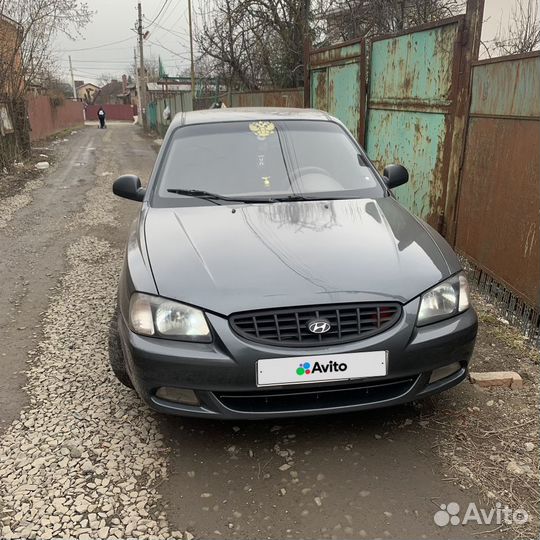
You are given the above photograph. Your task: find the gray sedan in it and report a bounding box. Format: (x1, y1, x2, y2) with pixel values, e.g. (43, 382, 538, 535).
(110, 108, 477, 419)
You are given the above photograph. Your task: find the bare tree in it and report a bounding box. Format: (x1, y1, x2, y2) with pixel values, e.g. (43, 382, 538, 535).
(96, 73, 117, 86)
(196, 0, 262, 90)
(0, 0, 92, 168)
(195, 0, 464, 90)
(0, 0, 93, 100)
(196, 0, 330, 90)
(492, 0, 540, 55)
(326, 0, 465, 43)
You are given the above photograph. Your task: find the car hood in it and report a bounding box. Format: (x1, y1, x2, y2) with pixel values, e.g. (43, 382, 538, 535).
(144, 198, 454, 315)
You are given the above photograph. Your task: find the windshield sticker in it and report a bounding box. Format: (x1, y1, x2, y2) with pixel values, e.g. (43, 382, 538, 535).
(249, 121, 275, 140)
(262, 176, 271, 188)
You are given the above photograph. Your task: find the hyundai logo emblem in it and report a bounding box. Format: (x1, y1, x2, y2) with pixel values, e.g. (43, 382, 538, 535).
(307, 319, 331, 334)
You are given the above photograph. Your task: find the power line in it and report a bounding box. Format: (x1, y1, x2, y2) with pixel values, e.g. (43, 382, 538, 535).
(147, 39, 190, 59)
(73, 71, 108, 79)
(146, 2, 180, 35)
(153, 0, 179, 32)
(70, 65, 131, 71)
(145, 0, 174, 28)
(58, 36, 134, 53)
(148, 7, 189, 45)
(60, 59, 136, 64)
(143, 17, 185, 39)
(154, 5, 187, 38)
(57, 46, 135, 54)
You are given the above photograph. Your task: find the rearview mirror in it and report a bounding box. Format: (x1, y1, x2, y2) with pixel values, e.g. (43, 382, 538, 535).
(113, 174, 146, 202)
(383, 164, 409, 189)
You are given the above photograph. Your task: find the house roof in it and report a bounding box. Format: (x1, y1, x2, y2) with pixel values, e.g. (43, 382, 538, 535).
(147, 82, 191, 92)
(76, 82, 100, 90)
(97, 80, 123, 97)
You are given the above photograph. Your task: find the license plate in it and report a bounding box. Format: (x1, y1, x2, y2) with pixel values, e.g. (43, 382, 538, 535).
(256, 351, 388, 387)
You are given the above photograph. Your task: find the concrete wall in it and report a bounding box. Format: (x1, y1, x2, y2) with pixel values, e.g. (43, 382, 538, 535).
(27, 96, 84, 141)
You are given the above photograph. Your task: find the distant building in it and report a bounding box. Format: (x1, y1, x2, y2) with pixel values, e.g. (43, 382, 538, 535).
(94, 75, 131, 105)
(146, 78, 225, 100)
(0, 13, 24, 99)
(0, 14, 24, 137)
(147, 81, 192, 97)
(127, 82, 138, 110)
(76, 82, 100, 104)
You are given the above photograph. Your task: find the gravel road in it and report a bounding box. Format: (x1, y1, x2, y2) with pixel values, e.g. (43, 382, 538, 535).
(0, 124, 536, 540)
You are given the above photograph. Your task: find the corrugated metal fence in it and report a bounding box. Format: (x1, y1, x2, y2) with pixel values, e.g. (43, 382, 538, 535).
(454, 52, 540, 341)
(193, 89, 304, 110)
(303, 0, 539, 342)
(309, 40, 366, 144)
(148, 92, 193, 136)
(366, 18, 470, 230)
(230, 89, 304, 108)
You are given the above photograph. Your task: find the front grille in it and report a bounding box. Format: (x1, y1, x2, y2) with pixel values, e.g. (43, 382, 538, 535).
(229, 303, 401, 347)
(216, 378, 415, 413)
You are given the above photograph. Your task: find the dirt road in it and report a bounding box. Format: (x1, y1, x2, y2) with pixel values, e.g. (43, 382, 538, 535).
(0, 124, 537, 540)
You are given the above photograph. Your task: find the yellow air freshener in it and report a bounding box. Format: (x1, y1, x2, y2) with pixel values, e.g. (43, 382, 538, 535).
(249, 121, 275, 140)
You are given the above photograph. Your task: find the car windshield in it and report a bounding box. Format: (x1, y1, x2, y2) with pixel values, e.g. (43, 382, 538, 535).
(153, 120, 384, 206)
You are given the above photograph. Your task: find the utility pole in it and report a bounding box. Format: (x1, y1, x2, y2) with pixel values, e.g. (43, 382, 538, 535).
(302, 0, 311, 107)
(187, 0, 196, 108)
(69, 55, 77, 100)
(134, 48, 143, 126)
(137, 1, 148, 129)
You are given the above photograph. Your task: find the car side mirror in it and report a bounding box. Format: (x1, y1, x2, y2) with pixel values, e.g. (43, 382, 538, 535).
(113, 174, 146, 202)
(383, 164, 409, 189)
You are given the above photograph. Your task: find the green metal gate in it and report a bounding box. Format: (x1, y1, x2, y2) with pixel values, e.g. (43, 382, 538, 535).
(307, 39, 366, 145)
(365, 19, 462, 228)
(364, 0, 483, 232)
(147, 101, 158, 131)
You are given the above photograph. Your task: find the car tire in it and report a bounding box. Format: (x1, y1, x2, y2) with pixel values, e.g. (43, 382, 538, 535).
(109, 308, 134, 389)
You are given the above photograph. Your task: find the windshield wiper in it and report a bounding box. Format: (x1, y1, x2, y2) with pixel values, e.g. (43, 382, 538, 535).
(272, 194, 309, 202)
(166, 188, 278, 204)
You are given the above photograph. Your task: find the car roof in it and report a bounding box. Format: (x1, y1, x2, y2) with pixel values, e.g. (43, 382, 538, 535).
(171, 107, 333, 128)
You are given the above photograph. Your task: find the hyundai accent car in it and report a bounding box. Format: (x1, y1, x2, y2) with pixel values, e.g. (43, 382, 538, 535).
(110, 108, 477, 419)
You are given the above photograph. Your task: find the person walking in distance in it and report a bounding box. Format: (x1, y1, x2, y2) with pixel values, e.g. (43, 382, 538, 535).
(98, 106, 106, 129)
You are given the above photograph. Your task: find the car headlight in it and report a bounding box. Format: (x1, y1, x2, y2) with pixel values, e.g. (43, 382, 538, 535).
(417, 272, 470, 326)
(129, 293, 211, 342)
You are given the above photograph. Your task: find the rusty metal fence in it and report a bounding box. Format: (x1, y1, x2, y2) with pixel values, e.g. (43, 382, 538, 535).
(193, 89, 304, 110)
(455, 52, 540, 342)
(307, 40, 366, 145)
(230, 89, 303, 108)
(364, 18, 463, 229)
(304, 1, 483, 234)
(302, 0, 539, 342)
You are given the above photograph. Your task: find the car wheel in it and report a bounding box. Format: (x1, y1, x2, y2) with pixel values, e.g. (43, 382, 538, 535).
(108, 308, 134, 389)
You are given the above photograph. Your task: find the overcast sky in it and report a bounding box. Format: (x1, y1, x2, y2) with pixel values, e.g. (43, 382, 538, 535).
(54, 0, 193, 85)
(53, 0, 532, 85)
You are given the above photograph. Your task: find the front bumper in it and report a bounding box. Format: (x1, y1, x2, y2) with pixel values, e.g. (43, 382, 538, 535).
(118, 299, 477, 419)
